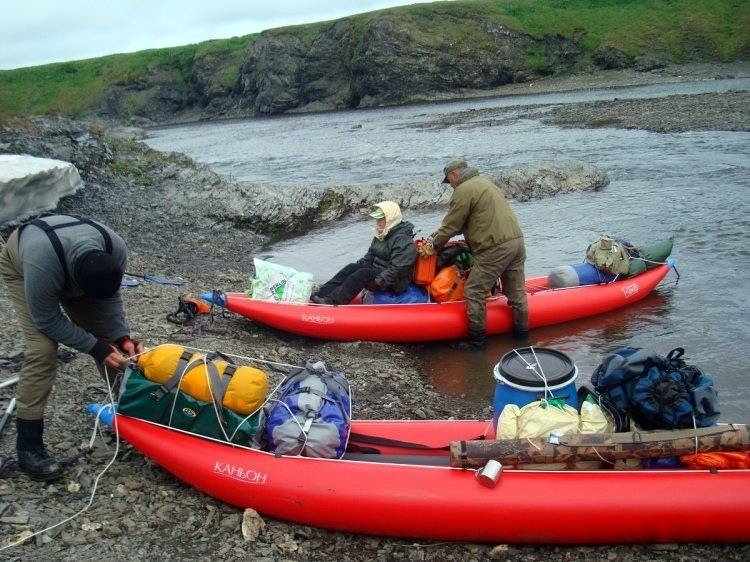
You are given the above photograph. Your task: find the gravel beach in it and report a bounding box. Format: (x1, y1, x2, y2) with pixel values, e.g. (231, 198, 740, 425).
(1, 62, 749, 561)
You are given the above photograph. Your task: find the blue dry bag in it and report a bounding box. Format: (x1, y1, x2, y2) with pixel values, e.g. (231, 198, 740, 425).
(372, 283, 429, 304)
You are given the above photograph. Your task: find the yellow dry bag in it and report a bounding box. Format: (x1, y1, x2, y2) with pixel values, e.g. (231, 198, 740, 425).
(137, 344, 268, 415)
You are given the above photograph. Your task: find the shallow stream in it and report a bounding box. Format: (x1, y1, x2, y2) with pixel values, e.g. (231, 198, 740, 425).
(147, 79, 750, 419)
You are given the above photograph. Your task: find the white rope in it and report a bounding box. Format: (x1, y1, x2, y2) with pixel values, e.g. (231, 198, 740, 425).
(274, 399, 310, 453)
(631, 257, 669, 266)
(0, 366, 121, 552)
(0, 342, 297, 551)
(526, 437, 542, 451)
(512, 346, 551, 399)
(172, 343, 297, 371)
(482, 419, 494, 439)
(340, 382, 354, 458)
(590, 447, 615, 466)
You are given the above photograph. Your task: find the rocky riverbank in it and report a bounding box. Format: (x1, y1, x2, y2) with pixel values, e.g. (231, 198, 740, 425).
(405, 62, 750, 134)
(1, 70, 750, 560)
(0, 117, 608, 261)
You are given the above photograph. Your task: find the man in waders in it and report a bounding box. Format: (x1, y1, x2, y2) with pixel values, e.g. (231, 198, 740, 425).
(421, 159, 528, 348)
(0, 215, 143, 481)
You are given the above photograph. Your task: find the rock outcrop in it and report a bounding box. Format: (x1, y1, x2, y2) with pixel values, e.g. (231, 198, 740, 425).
(87, 15, 583, 123)
(0, 118, 609, 242)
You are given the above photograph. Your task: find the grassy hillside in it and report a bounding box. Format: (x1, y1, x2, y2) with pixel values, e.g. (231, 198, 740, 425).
(0, 35, 256, 119)
(1, 0, 747, 120)
(275, 0, 748, 60)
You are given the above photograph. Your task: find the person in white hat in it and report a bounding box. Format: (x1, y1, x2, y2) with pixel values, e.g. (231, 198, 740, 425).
(311, 201, 417, 305)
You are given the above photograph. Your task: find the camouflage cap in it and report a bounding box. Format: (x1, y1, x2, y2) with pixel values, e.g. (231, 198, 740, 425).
(442, 158, 467, 183)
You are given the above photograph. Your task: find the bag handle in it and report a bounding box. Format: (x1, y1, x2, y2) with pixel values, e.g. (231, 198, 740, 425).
(666, 347, 685, 361)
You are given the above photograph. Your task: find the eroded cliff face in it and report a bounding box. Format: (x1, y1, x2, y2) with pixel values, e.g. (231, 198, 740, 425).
(91, 16, 584, 123)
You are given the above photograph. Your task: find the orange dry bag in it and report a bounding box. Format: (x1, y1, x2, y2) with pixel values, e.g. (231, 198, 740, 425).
(413, 241, 437, 285)
(429, 265, 466, 303)
(679, 452, 750, 470)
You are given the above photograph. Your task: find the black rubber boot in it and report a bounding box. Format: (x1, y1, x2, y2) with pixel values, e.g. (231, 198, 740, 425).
(16, 419, 64, 482)
(467, 330, 486, 350)
(512, 327, 530, 346)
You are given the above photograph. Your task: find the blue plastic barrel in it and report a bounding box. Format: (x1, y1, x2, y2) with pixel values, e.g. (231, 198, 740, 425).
(492, 347, 578, 426)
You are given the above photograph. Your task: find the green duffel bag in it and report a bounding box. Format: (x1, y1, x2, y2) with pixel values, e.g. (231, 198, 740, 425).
(628, 236, 675, 277)
(117, 365, 262, 445)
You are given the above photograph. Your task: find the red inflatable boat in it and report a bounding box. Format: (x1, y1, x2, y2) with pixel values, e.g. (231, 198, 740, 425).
(89, 406, 750, 544)
(205, 263, 674, 342)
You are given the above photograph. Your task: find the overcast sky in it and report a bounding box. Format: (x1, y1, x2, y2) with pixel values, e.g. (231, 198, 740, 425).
(1, 0, 439, 70)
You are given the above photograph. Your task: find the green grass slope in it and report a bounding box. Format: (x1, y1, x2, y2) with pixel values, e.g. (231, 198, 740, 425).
(0, 36, 255, 120)
(0, 0, 747, 120)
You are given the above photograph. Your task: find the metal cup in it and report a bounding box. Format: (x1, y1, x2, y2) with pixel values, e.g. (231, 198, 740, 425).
(476, 459, 503, 488)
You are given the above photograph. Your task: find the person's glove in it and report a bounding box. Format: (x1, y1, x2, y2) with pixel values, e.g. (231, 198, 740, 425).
(116, 336, 143, 357)
(416, 239, 435, 258)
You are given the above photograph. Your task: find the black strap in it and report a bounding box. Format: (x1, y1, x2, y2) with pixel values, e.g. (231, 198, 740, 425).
(347, 432, 487, 452)
(29, 219, 70, 281)
(27, 216, 113, 284)
(150, 350, 194, 401)
(666, 347, 685, 361)
(151, 350, 238, 429)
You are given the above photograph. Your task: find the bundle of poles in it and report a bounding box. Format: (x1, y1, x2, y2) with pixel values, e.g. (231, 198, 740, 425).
(450, 424, 750, 468)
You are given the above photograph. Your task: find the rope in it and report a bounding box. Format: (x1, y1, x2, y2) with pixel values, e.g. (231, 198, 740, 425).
(693, 414, 699, 455)
(0, 366, 121, 552)
(512, 346, 551, 399)
(590, 447, 616, 466)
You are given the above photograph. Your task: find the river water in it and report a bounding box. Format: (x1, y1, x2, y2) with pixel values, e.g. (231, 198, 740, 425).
(147, 79, 750, 420)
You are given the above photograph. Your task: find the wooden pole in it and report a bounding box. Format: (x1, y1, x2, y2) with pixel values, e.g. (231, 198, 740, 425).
(450, 424, 750, 468)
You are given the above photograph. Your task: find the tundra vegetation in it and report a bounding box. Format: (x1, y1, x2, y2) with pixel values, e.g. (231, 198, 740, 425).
(0, 0, 747, 123)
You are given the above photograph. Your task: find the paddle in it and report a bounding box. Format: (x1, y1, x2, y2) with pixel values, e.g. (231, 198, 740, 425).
(124, 272, 185, 286)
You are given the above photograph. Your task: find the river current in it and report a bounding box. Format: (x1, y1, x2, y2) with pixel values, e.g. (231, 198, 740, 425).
(147, 79, 750, 420)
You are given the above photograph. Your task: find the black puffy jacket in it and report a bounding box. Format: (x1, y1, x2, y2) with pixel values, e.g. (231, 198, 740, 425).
(358, 221, 417, 293)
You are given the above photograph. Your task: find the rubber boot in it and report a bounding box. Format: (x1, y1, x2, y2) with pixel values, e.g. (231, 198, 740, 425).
(512, 327, 530, 346)
(467, 330, 486, 350)
(16, 418, 64, 482)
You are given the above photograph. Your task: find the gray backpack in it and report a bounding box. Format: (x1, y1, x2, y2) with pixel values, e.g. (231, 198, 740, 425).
(585, 236, 631, 276)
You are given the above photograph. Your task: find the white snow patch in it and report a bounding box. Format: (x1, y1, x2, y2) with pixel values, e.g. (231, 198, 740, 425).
(0, 154, 84, 226)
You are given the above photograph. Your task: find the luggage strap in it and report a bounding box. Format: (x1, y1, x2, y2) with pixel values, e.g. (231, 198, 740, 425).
(347, 432, 486, 453)
(558, 424, 744, 447)
(283, 365, 352, 427)
(150, 350, 237, 428)
(24, 216, 113, 284)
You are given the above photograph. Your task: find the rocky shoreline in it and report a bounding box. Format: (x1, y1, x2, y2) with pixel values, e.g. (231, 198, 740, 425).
(1, 67, 749, 560)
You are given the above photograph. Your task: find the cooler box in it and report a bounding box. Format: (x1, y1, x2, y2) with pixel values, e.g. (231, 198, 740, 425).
(493, 347, 578, 426)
